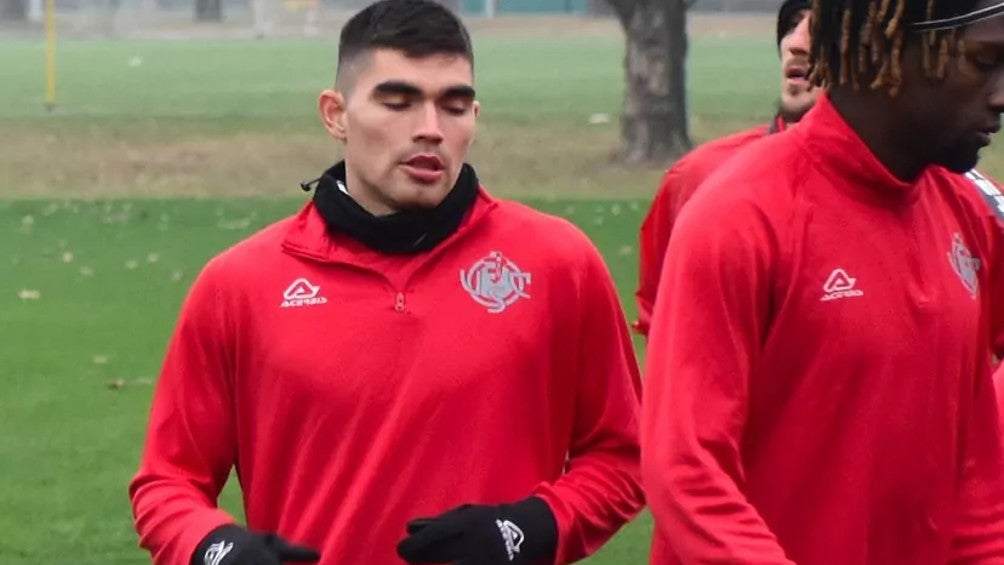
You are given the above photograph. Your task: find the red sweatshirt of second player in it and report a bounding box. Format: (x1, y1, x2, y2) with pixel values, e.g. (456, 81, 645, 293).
(129, 189, 644, 565)
(642, 95, 1004, 564)
(635, 125, 769, 337)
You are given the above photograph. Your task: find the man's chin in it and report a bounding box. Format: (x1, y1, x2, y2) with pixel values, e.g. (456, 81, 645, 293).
(940, 155, 981, 174)
(393, 186, 451, 212)
(934, 144, 983, 174)
(778, 96, 817, 124)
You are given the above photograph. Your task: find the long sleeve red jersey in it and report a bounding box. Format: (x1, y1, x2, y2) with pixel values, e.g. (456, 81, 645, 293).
(635, 121, 782, 337)
(997, 364, 1004, 435)
(129, 189, 644, 565)
(642, 95, 1004, 564)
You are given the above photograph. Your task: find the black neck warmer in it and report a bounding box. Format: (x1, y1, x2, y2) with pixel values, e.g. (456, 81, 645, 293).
(307, 161, 480, 255)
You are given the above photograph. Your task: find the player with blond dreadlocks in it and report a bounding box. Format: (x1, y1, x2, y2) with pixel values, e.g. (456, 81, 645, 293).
(641, 1, 1004, 563)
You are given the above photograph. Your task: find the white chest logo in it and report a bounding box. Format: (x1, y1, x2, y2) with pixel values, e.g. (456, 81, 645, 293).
(281, 278, 328, 308)
(460, 251, 531, 313)
(820, 268, 864, 301)
(948, 233, 980, 299)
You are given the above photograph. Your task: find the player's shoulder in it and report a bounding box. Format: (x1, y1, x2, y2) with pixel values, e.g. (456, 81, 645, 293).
(668, 125, 769, 179)
(198, 213, 299, 284)
(953, 169, 1004, 223)
(486, 198, 602, 265)
(692, 128, 809, 210)
(670, 128, 811, 250)
(690, 125, 769, 157)
(489, 198, 592, 244)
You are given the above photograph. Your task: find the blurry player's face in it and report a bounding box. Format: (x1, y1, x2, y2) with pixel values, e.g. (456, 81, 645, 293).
(319, 49, 479, 215)
(779, 9, 819, 123)
(896, 7, 1004, 173)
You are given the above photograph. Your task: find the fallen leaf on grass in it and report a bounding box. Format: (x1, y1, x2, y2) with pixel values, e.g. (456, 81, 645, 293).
(106, 377, 154, 390)
(17, 289, 41, 300)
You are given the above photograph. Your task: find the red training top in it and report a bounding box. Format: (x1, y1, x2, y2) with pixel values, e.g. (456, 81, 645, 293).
(130, 189, 644, 565)
(635, 119, 784, 336)
(642, 95, 1004, 565)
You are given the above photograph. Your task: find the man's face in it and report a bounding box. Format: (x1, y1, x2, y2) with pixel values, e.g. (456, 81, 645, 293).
(779, 9, 819, 122)
(898, 6, 1004, 173)
(319, 48, 478, 215)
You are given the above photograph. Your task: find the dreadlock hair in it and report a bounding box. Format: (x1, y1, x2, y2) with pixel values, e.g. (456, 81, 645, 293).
(809, 0, 981, 95)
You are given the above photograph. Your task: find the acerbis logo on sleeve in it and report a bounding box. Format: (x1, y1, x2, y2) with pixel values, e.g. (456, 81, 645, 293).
(281, 278, 328, 308)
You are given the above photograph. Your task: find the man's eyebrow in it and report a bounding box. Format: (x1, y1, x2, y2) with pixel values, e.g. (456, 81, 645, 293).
(373, 81, 423, 96)
(372, 81, 476, 99)
(442, 85, 476, 99)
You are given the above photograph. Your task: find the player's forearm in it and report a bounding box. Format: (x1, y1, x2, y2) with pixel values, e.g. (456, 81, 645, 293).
(532, 446, 644, 564)
(643, 445, 793, 564)
(948, 372, 1004, 563)
(130, 473, 236, 565)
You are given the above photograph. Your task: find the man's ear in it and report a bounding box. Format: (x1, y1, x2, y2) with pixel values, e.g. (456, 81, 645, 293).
(473, 99, 480, 119)
(319, 89, 348, 140)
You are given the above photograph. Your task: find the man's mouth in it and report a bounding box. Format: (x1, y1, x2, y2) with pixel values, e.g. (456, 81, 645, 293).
(403, 154, 445, 171)
(784, 65, 810, 86)
(401, 154, 446, 184)
(977, 123, 1001, 146)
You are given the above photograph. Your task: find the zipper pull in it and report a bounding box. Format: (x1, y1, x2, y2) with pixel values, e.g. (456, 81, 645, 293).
(394, 292, 406, 313)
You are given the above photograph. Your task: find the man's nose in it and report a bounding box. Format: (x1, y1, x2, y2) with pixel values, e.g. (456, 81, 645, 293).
(413, 102, 444, 144)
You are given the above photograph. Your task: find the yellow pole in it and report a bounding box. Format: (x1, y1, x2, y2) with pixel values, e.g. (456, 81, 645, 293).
(44, 0, 56, 111)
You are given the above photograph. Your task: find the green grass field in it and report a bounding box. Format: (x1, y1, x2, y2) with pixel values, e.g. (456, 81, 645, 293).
(2, 13, 1002, 563)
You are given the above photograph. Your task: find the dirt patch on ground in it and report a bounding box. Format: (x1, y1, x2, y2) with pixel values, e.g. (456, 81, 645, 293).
(2, 126, 329, 198)
(2, 119, 685, 199)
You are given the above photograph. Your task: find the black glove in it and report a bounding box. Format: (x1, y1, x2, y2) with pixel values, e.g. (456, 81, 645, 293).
(191, 524, 321, 565)
(396, 497, 558, 564)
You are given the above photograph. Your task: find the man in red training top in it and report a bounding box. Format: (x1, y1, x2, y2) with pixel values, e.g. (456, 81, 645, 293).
(642, 0, 1004, 563)
(634, 0, 820, 336)
(128, 1, 644, 564)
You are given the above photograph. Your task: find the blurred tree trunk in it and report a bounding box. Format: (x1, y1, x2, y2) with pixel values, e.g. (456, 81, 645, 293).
(606, 0, 694, 164)
(195, 0, 222, 21)
(1, 0, 28, 21)
(434, 0, 461, 12)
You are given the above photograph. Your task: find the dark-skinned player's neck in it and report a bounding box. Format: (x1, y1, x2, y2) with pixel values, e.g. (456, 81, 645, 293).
(828, 86, 927, 183)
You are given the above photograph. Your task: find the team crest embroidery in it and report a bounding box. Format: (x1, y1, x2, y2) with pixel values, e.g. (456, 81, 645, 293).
(947, 233, 980, 299)
(460, 251, 531, 313)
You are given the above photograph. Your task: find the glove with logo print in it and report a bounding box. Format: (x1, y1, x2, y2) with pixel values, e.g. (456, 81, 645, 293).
(396, 497, 558, 564)
(191, 524, 321, 565)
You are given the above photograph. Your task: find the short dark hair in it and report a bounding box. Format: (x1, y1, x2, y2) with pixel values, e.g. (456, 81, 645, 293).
(337, 0, 474, 74)
(809, 0, 981, 94)
(777, 0, 811, 50)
